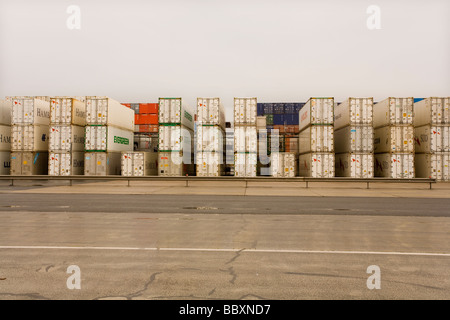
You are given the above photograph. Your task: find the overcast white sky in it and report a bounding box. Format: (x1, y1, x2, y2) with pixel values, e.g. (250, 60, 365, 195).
(0, 0, 449, 120)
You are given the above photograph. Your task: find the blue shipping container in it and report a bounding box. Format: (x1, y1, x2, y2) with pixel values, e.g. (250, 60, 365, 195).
(257, 103, 274, 115)
(295, 103, 306, 113)
(285, 114, 299, 125)
(414, 98, 424, 103)
(273, 114, 285, 125)
(273, 103, 285, 114)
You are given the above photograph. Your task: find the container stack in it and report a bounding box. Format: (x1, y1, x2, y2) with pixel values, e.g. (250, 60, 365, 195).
(373, 97, 415, 178)
(84, 97, 134, 175)
(195, 98, 225, 176)
(224, 124, 234, 176)
(414, 97, 450, 181)
(334, 98, 374, 178)
(121, 151, 158, 176)
(48, 97, 86, 175)
(9, 97, 50, 175)
(0, 100, 12, 174)
(234, 97, 257, 177)
(298, 97, 335, 178)
(158, 98, 195, 176)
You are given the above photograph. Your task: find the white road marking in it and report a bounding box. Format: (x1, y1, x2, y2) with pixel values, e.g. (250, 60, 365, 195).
(0, 246, 449, 257)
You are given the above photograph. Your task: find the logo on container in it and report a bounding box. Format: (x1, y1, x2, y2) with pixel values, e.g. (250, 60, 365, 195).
(301, 111, 308, 122)
(114, 136, 130, 145)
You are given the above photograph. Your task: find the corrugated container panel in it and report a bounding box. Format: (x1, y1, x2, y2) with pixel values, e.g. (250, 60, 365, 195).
(130, 103, 140, 114)
(234, 126, 257, 153)
(299, 125, 334, 154)
(374, 153, 415, 178)
(49, 125, 85, 152)
(414, 97, 450, 127)
(139, 103, 158, 114)
(285, 125, 299, 134)
(374, 125, 414, 153)
(158, 151, 194, 176)
(135, 124, 159, 133)
(234, 153, 257, 177)
(86, 97, 135, 130)
(334, 125, 374, 153)
(84, 152, 121, 176)
(373, 97, 414, 128)
(50, 97, 86, 126)
(285, 114, 299, 125)
(121, 151, 158, 176)
(285, 136, 299, 154)
(270, 152, 298, 177)
(196, 152, 224, 177)
(0, 100, 12, 126)
(234, 98, 257, 125)
(134, 133, 159, 152)
(0, 151, 10, 175)
(11, 98, 50, 125)
(197, 98, 226, 128)
(266, 115, 274, 126)
(48, 152, 84, 176)
(299, 98, 334, 131)
(415, 153, 450, 181)
(273, 103, 285, 115)
(158, 125, 193, 152)
(256, 116, 266, 130)
(334, 97, 374, 130)
(335, 153, 374, 178)
(0, 125, 11, 152)
(257, 103, 274, 115)
(196, 125, 224, 152)
(158, 98, 194, 129)
(10, 152, 48, 175)
(414, 125, 450, 153)
(85, 126, 134, 152)
(11, 125, 49, 152)
(268, 134, 285, 153)
(273, 114, 284, 125)
(298, 152, 335, 178)
(135, 114, 158, 125)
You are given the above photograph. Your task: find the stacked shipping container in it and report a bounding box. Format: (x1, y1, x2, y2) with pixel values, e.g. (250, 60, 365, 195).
(334, 98, 374, 178)
(234, 98, 257, 177)
(373, 97, 415, 178)
(414, 97, 450, 181)
(0, 100, 11, 174)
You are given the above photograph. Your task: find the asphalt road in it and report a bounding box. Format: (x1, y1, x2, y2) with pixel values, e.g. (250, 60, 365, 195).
(0, 194, 449, 300)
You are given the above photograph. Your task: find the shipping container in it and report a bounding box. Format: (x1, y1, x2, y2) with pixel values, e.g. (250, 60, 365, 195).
(197, 98, 226, 128)
(135, 124, 159, 133)
(234, 98, 257, 125)
(285, 136, 299, 154)
(374, 153, 415, 178)
(158, 98, 194, 129)
(234, 126, 257, 153)
(0, 100, 12, 126)
(268, 133, 285, 153)
(284, 125, 299, 134)
(299, 125, 334, 154)
(270, 152, 297, 177)
(86, 97, 135, 130)
(196, 125, 224, 152)
(334, 125, 374, 153)
(256, 116, 266, 130)
(11, 125, 49, 151)
(415, 153, 450, 181)
(414, 97, 450, 127)
(284, 114, 299, 126)
(273, 114, 284, 125)
(234, 153, 257, 177)
(50, 97, 86, 126)
(334, 97, 373, 130)
(121, 151, 158, 176)
(130, 103, 140, 114)
(85, 126, 133, 152)
(139, 103, 158, 114)
(298, 152, 335, 178)
(48, 152, 84, 176)
(49, 125, 85, 152)
(0, 151, 10, 175)
(84, 152, 121, 176)
(135, 114, 158, 125)
(11, 98, 50, 125)
(158, 151, 194, 176)
(266, 114, 274, 126)
(299, 98, 334, 131)
(373, 97, 414, 128)
(0, 125, 11, 151)
(273, 103, 285, 115)
(10, 152, 48, 175)
(374, 125, 414, 153)
(335, 153, 374, 178)
(134, 133, 159, 152)
(257, 103, 273, 115)
(196, 152, 224, 177)
(158, 125, 193, 152)
(414, 125, 450, 153)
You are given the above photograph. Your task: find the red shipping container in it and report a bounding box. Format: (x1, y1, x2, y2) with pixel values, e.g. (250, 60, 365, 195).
(138, 124, 159, 133)
(139, 103, 158, 114)
(140, 114, 158, 124)
(274, 125, 285, 133)
(122, 103, 131, 108)
(284, 125, 299, 134)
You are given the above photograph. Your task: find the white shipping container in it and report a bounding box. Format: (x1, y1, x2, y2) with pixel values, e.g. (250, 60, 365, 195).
(50, 97, 86, 126)
(414, 125, 450, 153)
(299, 153, 335, 178)
(85, 126, 133, 152)
(196, 152, 224, 177)
(373, 97, 414, 128)
(374, 153, 415, 178)
(11, 98, 50, 125)
(415, 153, 450, 181)
(158, 125, 193, 152)
(196, 125, 224, 152)
(334, 97, 373, 130)
(49, 125, 85, 152)
(158, 151, 194, 176)
(0, 100, 12, 125)
(271, 152, 297, 177)
(299, 125, 334, 154)
(121, 151, 158, 176)
(414, 97, 450, 127)
(0, 151, 10, 175)
(48, 152, 84, 176)
(234, 153, 257, 177)
(0, 125, 11, 151)
(86, 97, 134, 131)
(234, 98, 257, 125)
(256, 116, 266, 130)
(197, 98, 226, 128)
(299, 98, 334, 131)
(374, 125, 414, 154)
(159, 98, 194, 129)
(234, 126, 257, 153)
(84, 152, 121, 176)
(11, 125, 49, 152)
(10, 152, 48, 175)
(335, 153, 374, 178)
(334, 126, 374, 153)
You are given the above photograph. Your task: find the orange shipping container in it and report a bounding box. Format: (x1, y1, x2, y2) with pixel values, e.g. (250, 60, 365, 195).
(136, 124, 159, 133)
(274, 125, 285, 133)
(285, 125, 299, 134)
(139, 103, 158, 114)
(122, 103, 131, 108)
(135, 114, 158, 125)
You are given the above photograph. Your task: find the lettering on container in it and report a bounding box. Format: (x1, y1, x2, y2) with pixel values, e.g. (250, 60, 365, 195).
(41, 134, 48, 142)
(36, 108, 50, 118)
(374, 138, 380, 145)
(0, 134, 11, 144)
(335, 113, 342, 121)
(420, 134, 428, 143)
(73, 159, 85, 168)
(3, 161, 10, 168)
(301, 110, 308, 122)
(184, 111, 193, 122)
(75, 109, 86, 118)
(114, 136, 130, 145)
(74, 135, 85, 144)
